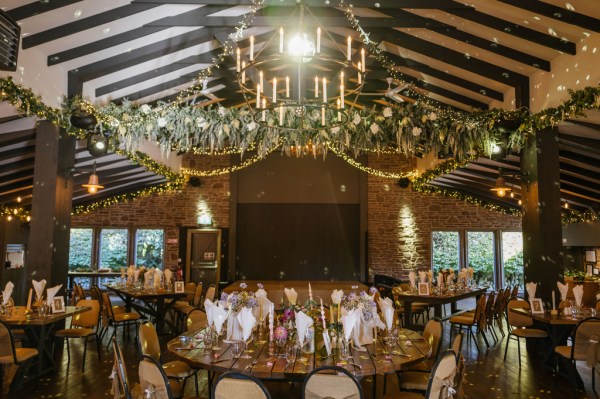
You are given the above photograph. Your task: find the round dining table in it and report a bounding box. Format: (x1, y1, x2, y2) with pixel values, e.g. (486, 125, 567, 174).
(168, 325, 431, 396)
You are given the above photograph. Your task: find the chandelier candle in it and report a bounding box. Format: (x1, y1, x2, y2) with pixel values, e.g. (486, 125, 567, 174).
(322, 77, 327, 102)
(259, 70, 264, 90)
(236, 48, 241, 72)
(256, 84, 261, 109)
(317, 27, 321, 53)
(262, 99, 266, 121)
(358, 63, 362, 84)
(361, 48, 365, 71)
(321, 105, 325, 126)
(315, 76, 318, 98)
(250, 36, 254, 61)
(279, 27, 284, 53)
(286, 76, 289, 97)
(341, 85, 345, 109)
(241, 61, 246, 84)
(337, 98, 341, 121)
(347, 36, 351, 61)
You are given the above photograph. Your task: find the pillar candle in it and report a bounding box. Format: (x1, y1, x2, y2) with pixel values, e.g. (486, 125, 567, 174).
(347, 36, 351, 61)
(250, 36, 254, 61)
(361, 48, 365, 71)
(322, 77, 327, 103)
(552, 290, 556, 310)
(286, 76, 289, 97)
(269, 303, 274, 341)
(241, 61, 246, 84)
(256, 84, 261, 109)
(279, 27, 284, 53)
(315, 76, 318, 98)
(309, 282, 313, 302)
(273, 77, 277, 103)
(236, 48, 241, 72)
(317, 27, 321, 53)
(320, 299, 326, 329)
(330, 305, 334, 324)
(26, 288, 32, 310)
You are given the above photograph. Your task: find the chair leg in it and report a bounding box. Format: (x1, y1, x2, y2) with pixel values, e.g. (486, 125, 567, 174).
(516, 337, 521, 369)
(470, 329, 480, 352)
(503, 334, 510, 361)
(66, 339, 71, 364)
(82, 336, 88, 372)
(593, 367, 596, 392)
(195, 372, 199, 397)
(95, 333, 102, 362)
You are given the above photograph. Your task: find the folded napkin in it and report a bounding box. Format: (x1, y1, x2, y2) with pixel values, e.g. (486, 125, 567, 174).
(426, 271, 433, 283)
(257, 296, 273, 321)
(418, 271, 427, 283)
(446, 273, 455, 284)
(331, 289, 344, 305)
(437, 272, 444, 287)
(2, 282, 14, 305)
(468, 267, 474, 279)
(204, 299, 214, 327)
(295, 311, 314, 344)
(164, 269, 172, 283)
(573, 285, 584, 307)
(32, 279, 47, 302)
(526, 282, 537, 299)
(255, 288, 268, 298)
(377, 297, 394, 331)
(134, 269, 141, 283)
(46, 284, 62, 306)
(154, 268, 163, 288)
(212, 303, 227, 334)
(459, 269, 467, 281)
(340, 309, 358, 342)
(236, 307, 256, 341)
(284, 287, 297, 305)
(408, 271, 416, 288)
(557, 282, 569, 301)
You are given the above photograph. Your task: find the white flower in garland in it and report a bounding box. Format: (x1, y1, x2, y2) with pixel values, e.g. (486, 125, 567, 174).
(247, 121, 257, 131)
(118, 125, 126, 135)
(370, 123, 380, 134)
(218, 107, 227, 116)
(157, 117, 168, 128)
(184, 116, 192, 125)
(201, 121, 210, 130)
(122, 113, 130, 121)
(331, 126, 341, 134)
(223, 124, 230, 134)
(400, 116, 410, 126)
(353, 114, 361, 125)
(233, 119, 240, 129)
(429, 112, 437, 121)
(412, 126, 422, 136)
(196, 117, 205, 127)
(383, 107, 393, 118)
(140, 104, 151, 114)
(421, 115, 428, 123)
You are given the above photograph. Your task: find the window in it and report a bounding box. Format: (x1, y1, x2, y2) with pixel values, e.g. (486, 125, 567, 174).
(502, 231, 524, 289)
(467, 231, 496, 288)
(135, 229, 164, 268)
(68, 228, 93, 271)
(432, 231, 460, 274)
(99, 228, 129, 271)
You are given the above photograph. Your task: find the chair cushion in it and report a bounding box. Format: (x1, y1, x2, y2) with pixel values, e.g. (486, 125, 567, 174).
(55, 328, 95, 338)
(398, 371, 430, 391)
(112, 305, 126, 314)
(403, 359, 434, 373)
(163, 360, 195, 378)
(555, 345, 587, 361)
(449, 315, 475, 326)
(511, 328, 548, 338)
(176, 305, 196, 315)
(114, 312, 140, 322)
(0, 348, 38, 364)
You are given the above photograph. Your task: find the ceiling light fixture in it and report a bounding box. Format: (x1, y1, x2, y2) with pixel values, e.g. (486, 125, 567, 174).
(87, 132, 109, 156)
(237, 1, 366, 133)
(65, 162, 104, 194)
(490, 169, 512, 197)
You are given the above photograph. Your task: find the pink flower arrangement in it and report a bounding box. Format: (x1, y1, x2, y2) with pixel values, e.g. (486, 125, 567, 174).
(274, 326, 288, 341)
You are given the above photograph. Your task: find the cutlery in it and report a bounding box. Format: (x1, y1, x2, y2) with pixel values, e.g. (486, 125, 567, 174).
(212, 357, 232, 364)
(348, 362, 362, 370)
(283, 360, 291, 371)
(245, 359, 258, 370)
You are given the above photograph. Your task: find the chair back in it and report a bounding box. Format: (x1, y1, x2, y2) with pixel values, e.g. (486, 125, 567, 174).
(425, 350, 458, 399)
(72, 299, 101, 329)
(76, 283, 86, 301)
(184, 282, 196, 303)
(186, 309, 208, 332)
(511, 285, 519, 298)
(112, 338, 133, 399)
(451, 331, 464, 355)
(506, 298, 533, 328)
(192, 282, 203, 307)
(302, 366, 363, 399)
(0, 319, 18, 364)
(571, 317, 600, 362)
(102, 292, 116, 320)
(205, 284, 216, 302)
(89, 285, 102, 302)
(423, 318, 443, 359)
(473, 295, 487, 326)
(485, 291, 496, 317)
(502, 287, 511, 308)
(139, 355, 173, 399)
(138, 321, 162, 361)
(213, 371, 271, 399)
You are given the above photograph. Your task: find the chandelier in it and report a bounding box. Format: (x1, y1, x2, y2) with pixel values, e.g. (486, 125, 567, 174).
(236, 1, 366, 132)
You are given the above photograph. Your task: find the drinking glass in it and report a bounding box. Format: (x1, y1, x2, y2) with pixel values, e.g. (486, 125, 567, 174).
(231, 340, 244, 359)
(202, 330, 213, 354)
(286, 343, 297, 362)
(339, 339, 350, 361)
(241, 336, 253, 359)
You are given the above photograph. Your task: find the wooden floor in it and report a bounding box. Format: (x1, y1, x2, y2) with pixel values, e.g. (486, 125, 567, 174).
(2, 300, 599, 399)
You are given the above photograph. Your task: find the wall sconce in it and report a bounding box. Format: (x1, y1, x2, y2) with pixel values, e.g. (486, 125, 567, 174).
(65, 162, 104, 194)
(198, 214, 213, 226)
(490, 168, 529, 198)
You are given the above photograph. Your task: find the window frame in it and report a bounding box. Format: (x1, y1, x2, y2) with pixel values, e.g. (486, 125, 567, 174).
(430, 229, 462, 272)
(133, 228, 166, 269)
(97, 227, 131, 270)
(68, 227, 96, 271)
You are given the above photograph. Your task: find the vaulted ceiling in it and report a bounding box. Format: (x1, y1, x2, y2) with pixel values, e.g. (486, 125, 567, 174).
(1, 0, 599, 215)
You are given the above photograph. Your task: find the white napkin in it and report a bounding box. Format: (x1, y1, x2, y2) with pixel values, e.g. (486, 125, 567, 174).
(212, 303, 227, 334)
(437, 272, 444, 287)
(446, 273, 455, 284)
(164, 269, 172, 283)
(331, 289, 344, 305)
(134, 269, 141, 283)
(377, 297, 394, 331)
(459, 269, 466, 281)
(236, 307, 256, 341)
(2, 282, 14, 305)
(32, 279, 47, 301)
(526, 282, 537, 299)
(255, 288, 268, 298)
(573, 285, 584, 307)
(284, 288, 298, 305)
(418, 271, 427, 283)
(204, 299, 214, 326)
(257, 296, 273, 321)
(46, 284, 63, 306)
(408, 271, 416, 288)
(295, 311, 314, 344)
(340, 308, 358, 342)
(144, 270, 153, 286)
(154, 268, 163, 288)
(557, 282, 569, 301)
(426, 271, 433, 283)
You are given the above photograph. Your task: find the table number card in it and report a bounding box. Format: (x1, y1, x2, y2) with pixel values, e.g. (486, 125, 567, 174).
(322, 331, 332, 356)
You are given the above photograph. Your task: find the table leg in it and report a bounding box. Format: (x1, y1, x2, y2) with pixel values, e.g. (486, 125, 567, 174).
(403, 300, 414, 329)
(156, 298, 165, 335)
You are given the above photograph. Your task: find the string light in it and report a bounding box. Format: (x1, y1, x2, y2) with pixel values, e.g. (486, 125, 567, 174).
(181, 145, 280, 177)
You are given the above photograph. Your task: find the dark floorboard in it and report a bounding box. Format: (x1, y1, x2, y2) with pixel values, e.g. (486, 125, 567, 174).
(2, 299, 599, 399)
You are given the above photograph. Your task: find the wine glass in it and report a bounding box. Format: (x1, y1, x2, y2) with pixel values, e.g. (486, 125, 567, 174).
(286, 342, 297, 363)
(231, 340, 244, 359)
(241, 335, 254, 359)
(339, 338, 350, 362)
(202, 330, 213, 355)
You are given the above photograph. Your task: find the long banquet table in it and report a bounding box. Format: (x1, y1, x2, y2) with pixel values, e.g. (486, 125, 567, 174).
(169, 325, 431, 397)
(223, 280, 370, 305)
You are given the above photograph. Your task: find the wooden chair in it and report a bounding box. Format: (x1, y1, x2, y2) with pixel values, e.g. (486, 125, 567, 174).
(449, 294, 488, 352)
(302, 366, 363, 399)
(483, 291, 497, 344)
(54, 299, 101, 371)
(173, 282, 197, 309)
(204, 284, 216, 303)
(138, 321, 198, 396)
(175, 283, 203, 331)
(102, 292, 140, 347)
(138, 355, 196, 399)
(554, 317, 600, 393)
(503, 298, 548, 368)
(213, 371, 272, 399)
(185, 309, 208, 332)
(0, 319, 38, 393)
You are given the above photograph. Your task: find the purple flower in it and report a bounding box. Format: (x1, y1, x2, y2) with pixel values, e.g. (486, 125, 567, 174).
(363, 310, 373, 321)
(240, 282, 248, 289)
(246, 297, 257, 308)
(348, 292, 356, 300)
(257, 283, 264, 289)
(360, 291, 367, 298)
(281, 308, 294, 322)
(369, 287, 378, 294)
(220, 293, 228, 301)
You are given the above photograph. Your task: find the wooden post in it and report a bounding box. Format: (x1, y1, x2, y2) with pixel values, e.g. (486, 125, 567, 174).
(521, 127, 563, 305)
(27, 121, 75, 292)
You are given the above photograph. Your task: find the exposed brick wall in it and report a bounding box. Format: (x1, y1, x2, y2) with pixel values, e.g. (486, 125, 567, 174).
(71, 154, 231, 269)
(367, 153, 521, 281)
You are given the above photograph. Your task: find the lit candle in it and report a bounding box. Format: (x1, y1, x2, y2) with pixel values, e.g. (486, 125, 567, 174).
(309, 282, 313, 302)
(361, 48, 365, 71)
(317, 27, 321, 53)
(236, 48, 241, 72)
(269, 303, 274, 341)
(259, 70, 263, 90)
(285, 76, 289, 97)
(320, 298, 326, 329)
(341, 84, 345, 109)
(241, 61, 246, 84)
(330, 305, 334, 324)
(337, 98, 341, 121)
(262, 98, 266, 121)
(279, 104, 283, 126)
(279, 27, 284, 53)
(322, 77, 327, 102)
(340, 71, 344, 85)
(357, 63, 362, 84)
(256, 84, 261, 109)
(315, 76, 319, 98)
(250, 36, 254, 61)
(347, 36, 351, 61)
(273, 77, 277, 103)
(321, 105, 325, 126)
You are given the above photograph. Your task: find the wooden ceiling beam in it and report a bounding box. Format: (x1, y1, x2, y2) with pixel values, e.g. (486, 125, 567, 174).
(0, 187, 33, 204)
(558, 136, 600, 156)
(72, 181, 169, 207)
(72, 175, 165, 196)
(0, 129, 36, 146)
(559, 163, 600, 183)
(429, 180, 521, 209)
(560, 150, 600, 169)
(132, 0, 471, 7)
(0, 145, 36, 163)
(6, 0, 83, 21)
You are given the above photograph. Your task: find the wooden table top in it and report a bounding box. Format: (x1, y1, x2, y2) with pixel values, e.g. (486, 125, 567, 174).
(395, 287, 488, 304)
(168, 326, 430, 380)
(105, 284, 188, 300)
(509, 307, 595, 325)
(0, 305, 90, 326)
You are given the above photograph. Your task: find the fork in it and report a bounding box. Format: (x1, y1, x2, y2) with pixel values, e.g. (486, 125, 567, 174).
(245, 359, 259, 370)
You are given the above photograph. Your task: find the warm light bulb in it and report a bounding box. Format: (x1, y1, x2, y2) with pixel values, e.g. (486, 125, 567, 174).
(288, 33, 315, 62)
(17, 196, 21, 203)
(510, 192, 514, 198)
(26, 216, 31, 222)
(497, 189, 506, 197)
(518, 199, 522, 205)
(88, 186, 97, 194)
(564, 202, 569, 209)
(7, 215, 12, 221)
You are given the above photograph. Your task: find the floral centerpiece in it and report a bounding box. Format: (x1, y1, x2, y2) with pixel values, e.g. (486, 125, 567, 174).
(219, 282, 259, 341)
(341, 290, 377, 322)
